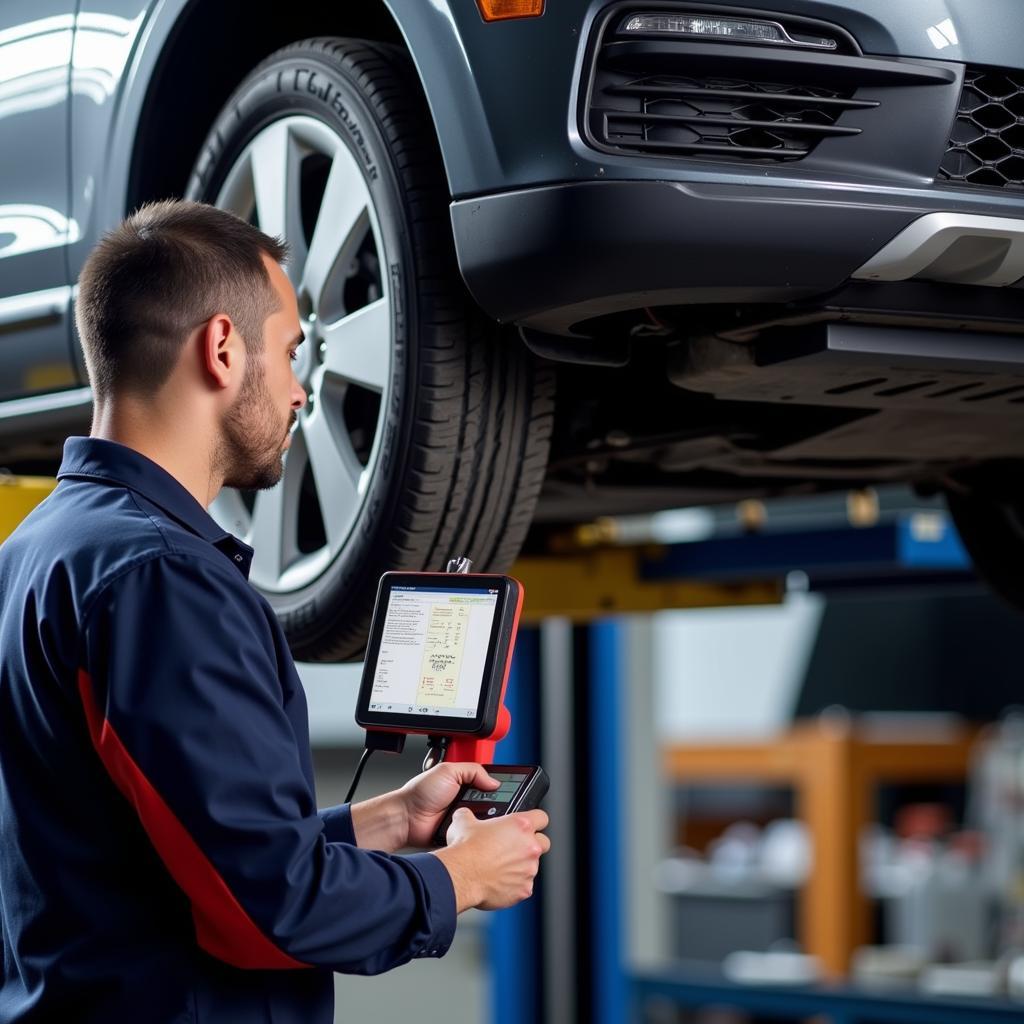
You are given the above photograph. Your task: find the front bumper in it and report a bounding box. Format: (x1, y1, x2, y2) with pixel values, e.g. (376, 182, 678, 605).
(450, 179, 1024, 335)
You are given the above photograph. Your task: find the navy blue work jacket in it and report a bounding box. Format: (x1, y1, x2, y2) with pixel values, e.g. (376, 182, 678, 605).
(0, 437, 455, 1023)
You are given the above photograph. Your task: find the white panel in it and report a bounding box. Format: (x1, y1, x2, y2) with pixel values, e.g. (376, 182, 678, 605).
(298, 661, 365, 746)
(653, 592, 825, 740)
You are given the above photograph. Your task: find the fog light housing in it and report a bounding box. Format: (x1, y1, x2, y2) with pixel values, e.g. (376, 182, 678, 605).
(620, 13, 837, 50)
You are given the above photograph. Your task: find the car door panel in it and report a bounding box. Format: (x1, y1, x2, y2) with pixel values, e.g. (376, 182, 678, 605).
(0, 5, 76, 402)
(66, 0, 151, 385)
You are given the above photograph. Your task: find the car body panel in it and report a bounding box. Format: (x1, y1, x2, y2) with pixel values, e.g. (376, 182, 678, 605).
(0, 3, 77, 402)
(389, 0, 1024, 197)
(66, 0, 153, 383)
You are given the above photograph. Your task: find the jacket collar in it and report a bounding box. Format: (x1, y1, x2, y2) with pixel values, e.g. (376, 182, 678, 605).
(57, 437, 254, 577)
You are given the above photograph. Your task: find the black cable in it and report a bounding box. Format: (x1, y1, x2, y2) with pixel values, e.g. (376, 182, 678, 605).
(344, 747, 373, 804)
(345, 730, 408, 802)
(422, 735, 450, 773)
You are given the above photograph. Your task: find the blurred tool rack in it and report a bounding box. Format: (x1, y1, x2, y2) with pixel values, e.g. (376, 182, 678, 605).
(498, 507, 984, 1024)
(662, 720, 978, 977)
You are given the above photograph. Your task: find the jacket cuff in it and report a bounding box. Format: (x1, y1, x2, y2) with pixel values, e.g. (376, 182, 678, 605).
(403, 852, 458, 958)
(318, 804, 357, 845)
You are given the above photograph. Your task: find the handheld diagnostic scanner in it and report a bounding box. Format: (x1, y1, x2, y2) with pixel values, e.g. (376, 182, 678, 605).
(348, 568, 547, 843)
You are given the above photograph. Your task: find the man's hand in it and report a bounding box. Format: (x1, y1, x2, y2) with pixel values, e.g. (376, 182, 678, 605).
(349, 763, 499, 853)
(399, 762, 500, 848)
(434, 808, 551, 912)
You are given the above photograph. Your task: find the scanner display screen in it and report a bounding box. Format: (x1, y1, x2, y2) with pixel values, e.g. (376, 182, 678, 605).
(366, 586, 499, 719)
(430, 765, 547, 844)
(460, 772, 528, 804)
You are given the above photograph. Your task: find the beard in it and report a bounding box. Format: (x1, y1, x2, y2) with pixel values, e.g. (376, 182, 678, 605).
(217, 357, 294, 491)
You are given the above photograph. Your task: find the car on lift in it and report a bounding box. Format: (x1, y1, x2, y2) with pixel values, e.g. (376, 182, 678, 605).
(2, 0, 1023, 659)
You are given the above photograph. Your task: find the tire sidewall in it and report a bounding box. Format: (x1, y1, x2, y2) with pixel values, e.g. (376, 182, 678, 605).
(186, 47, 423, 633)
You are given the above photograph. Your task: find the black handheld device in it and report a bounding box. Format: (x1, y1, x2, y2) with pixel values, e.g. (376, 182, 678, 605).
(431, 765, 550, 847)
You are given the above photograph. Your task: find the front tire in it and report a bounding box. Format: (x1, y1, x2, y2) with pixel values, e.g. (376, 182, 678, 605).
(186, 38, 553, 660)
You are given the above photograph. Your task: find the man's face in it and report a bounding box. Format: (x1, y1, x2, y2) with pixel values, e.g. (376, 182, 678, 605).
(218, 255, 306, 491)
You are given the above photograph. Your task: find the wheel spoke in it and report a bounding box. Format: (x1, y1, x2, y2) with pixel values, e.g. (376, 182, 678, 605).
(301, 148, 371, 308)
(321, 298, 391, 392)
(249, 480, 288, 582)
(215, 152, 255, 217)
(208, 115, 394, 594)
(251, 122, 306, 276)
(302, 404, 361, 549)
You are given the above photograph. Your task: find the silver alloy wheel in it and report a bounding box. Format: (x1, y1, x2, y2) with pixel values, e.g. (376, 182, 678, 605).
(209, 116, 392, 593)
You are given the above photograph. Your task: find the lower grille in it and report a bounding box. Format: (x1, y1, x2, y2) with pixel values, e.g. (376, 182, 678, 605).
(592, 74, 870, 160)
(938, 67, 1024, 191)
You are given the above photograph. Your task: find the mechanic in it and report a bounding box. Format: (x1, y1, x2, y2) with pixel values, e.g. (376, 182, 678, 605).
(0, 199, 550, 1024)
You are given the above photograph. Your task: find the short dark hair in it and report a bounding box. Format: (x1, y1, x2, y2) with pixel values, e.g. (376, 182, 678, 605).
(75, 199, 289, 400)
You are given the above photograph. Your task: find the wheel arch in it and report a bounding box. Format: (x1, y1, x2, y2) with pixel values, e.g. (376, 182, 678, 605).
(124, 0, 415, 212)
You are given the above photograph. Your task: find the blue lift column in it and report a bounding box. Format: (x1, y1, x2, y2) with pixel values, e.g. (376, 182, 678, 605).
(589, 620, 629, 1024)
(485, 619, 630, 1024)
(488, 627, 544, 1024)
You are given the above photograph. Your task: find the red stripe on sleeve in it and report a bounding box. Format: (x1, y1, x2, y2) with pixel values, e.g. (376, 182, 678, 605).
(77, 668, 309, 970)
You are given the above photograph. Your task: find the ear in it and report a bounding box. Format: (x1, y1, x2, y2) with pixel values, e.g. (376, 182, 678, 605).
(200, 314, 239, 390)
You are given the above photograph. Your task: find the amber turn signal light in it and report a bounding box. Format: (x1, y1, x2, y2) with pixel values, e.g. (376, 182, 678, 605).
(476, 0, 545, 22)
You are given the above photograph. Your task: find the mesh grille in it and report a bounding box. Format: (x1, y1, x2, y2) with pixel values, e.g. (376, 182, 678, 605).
(590, 73, 869, 161)
(938, 68, 1024, 191)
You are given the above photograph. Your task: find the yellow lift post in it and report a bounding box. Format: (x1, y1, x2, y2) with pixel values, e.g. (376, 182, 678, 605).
(0, 476, 56, 542)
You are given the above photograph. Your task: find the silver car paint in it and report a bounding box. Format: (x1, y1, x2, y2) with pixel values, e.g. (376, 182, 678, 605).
(0, 4, 76, 402)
